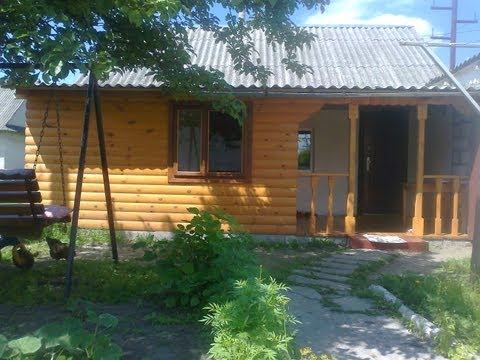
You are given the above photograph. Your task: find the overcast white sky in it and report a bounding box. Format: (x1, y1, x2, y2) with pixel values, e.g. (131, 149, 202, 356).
(293, 0, 480, 66)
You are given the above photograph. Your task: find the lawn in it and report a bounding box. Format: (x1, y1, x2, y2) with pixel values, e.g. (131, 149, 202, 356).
(379, 258, 480, 359)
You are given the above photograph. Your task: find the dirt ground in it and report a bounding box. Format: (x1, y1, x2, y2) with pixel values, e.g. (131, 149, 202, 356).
(0, 302, 208, 360)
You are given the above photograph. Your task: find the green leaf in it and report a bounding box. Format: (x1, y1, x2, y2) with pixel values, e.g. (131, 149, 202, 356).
(165, 296, 177, 308)
(190, 295, 200, 307)
(8, 336, 42, 354)
(0, 335, 7, 357)
(34, 323, 71, 349)
(187, 207, 200, 215)
(54, 60, 64, 76)
(179, 262, 194, 274)
(142, 250, 157, 261)
(96, 313, 119, 329)
(92, 341, 122, 360)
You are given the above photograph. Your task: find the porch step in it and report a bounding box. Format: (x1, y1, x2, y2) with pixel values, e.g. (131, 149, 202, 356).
(348, 234, 428, 252)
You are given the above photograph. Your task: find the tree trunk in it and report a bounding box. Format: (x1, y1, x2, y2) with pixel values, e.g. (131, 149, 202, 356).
(471, 198, 480, 283)
(470, 145, 480, 284)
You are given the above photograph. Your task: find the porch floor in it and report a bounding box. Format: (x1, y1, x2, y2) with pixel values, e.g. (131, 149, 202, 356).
(296, 213, 407, 236)
(296, 213, 470, 252)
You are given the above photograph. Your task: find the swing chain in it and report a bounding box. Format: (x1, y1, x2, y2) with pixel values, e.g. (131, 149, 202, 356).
(33, 93, 54, 170)
(54, 92, 67, 207)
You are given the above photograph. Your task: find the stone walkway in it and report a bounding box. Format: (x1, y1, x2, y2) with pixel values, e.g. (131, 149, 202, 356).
(287, 249, 446, 360)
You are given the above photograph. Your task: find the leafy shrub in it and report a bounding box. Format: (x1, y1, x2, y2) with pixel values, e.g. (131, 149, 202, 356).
(0, 311, 121, 359)
(202, 276, 298, 360)
(134, 207, 257, 308)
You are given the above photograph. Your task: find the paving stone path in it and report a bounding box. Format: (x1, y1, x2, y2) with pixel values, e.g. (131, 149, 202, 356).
(287, 249, 446, 360)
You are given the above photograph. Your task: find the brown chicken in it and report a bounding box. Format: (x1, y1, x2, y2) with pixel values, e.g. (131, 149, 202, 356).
(46, 236, 73, 260)
(12, 243, 35, 269)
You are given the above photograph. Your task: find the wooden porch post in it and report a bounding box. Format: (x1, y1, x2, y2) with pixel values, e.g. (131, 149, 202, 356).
(412, 104, 427, 236)
(345, 104, 358, 235)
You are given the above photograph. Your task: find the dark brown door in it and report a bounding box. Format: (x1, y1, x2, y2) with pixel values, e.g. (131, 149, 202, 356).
(359, 108, 409, 214)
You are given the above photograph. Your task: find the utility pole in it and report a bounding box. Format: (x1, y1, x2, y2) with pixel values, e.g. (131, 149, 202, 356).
(431, 0, 478, 70)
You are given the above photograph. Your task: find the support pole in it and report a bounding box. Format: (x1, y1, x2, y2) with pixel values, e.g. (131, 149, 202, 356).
(65, 71, 94, 298)
(412, 104, 427, 236)
(452, 177, 460, 236)
(345, 104, 358, 235)
(93, 79, 118, 262)
(309, 176, 318, 235)
(326, 176, 335, 234)
(434, 178, 443, 235)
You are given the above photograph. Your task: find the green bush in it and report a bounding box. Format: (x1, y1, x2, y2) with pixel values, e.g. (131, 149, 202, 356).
(134, 207, 257, 308)
(202, 276, 298, 360)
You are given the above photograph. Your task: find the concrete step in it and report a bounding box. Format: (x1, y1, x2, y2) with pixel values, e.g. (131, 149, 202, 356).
(348, 234, 429, 252)
(288, 274, 350, 293)
(304, 265, 356, 276)
(293, 268, 350, 283)
(316, 259, 361, 270)
(327, 256, 374, 266)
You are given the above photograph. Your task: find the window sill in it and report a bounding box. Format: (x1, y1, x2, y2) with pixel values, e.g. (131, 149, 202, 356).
(168, 172, 250, 184)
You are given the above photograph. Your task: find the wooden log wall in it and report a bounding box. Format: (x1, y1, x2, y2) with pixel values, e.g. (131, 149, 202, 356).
(24, 91, 321, 235)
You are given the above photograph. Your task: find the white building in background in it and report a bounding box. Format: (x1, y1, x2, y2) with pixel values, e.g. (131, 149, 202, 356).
(0, 88, 25, 169)
(453, 53, 480, 91)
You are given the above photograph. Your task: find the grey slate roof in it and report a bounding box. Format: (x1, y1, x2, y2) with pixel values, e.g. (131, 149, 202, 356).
(72, 25, 448, 92)
(0, 88, 25, 132)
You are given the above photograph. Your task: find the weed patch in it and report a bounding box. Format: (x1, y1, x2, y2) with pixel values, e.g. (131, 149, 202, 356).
(349, 257, 393, 297)
(202, 275, 298, 360)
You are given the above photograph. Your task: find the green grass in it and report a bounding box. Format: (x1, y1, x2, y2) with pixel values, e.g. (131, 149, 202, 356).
(0, 258, 164, 305)
(379, 258, 480, 359)
(349, 255, 396, 297)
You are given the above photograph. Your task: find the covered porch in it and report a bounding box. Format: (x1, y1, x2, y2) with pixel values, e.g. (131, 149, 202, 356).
(296, 101, 476, 239)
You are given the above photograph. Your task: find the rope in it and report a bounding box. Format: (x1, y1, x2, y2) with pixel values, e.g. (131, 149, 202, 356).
(54, 91, 67, 207)
(33, 88, 68, 213)
(33, 93, 53, 170)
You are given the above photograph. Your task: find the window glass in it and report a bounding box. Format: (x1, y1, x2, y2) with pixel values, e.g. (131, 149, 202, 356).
(208, 112, 242, 172)
(178, 110, 201, 172)
(298, 130, 312, 171)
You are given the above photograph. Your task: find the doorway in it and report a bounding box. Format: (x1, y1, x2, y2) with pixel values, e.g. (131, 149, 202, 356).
(358, 107, 410, 217)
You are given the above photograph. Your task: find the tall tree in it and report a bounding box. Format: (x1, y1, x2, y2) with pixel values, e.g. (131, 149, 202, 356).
(0, 0, 329, 115)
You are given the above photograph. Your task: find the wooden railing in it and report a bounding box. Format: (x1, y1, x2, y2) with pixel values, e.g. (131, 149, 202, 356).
(403, 175, 469, 236)
(298, 172, 349, 235)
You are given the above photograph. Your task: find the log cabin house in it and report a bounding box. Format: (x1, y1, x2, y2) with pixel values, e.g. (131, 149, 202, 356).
(18, 26, 480, 240)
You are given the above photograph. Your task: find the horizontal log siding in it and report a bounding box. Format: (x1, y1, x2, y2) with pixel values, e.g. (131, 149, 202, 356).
(25, 92, 318, 234)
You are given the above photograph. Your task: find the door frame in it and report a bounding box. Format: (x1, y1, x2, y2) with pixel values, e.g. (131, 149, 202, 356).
(357, 106, 410, 216)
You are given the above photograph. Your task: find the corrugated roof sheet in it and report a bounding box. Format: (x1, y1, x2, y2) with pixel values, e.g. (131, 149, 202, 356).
(429, 52, 480, 91)
(0, 88, 24, 132)
(72, 26, 447, 91)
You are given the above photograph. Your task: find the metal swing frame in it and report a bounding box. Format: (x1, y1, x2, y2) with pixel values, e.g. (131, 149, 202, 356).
(0, 70, 118, 297)
(64, 72, 118, 297)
